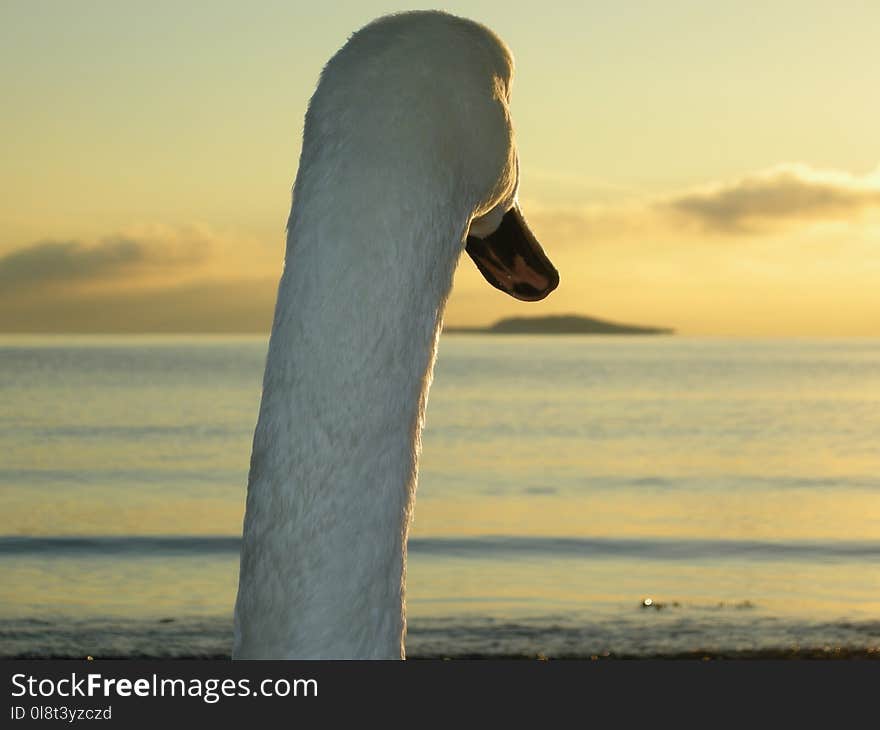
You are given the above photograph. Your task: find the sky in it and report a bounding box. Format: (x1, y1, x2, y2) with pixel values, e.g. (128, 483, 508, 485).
(1, 0, 879, 335)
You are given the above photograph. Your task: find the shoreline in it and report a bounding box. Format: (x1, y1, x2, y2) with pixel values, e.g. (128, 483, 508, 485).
(7, 648, 879, 661)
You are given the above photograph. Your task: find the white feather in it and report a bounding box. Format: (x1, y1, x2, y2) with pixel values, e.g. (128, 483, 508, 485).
(233, 10, 519, 659)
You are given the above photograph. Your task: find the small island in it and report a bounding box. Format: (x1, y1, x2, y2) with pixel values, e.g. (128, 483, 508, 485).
(445, 314, 674, 335)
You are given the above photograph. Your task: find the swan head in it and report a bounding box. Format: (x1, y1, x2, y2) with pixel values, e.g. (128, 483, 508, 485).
(302, 11, 559, 302)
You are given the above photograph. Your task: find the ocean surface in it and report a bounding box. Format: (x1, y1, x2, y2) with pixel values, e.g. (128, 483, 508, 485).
(1, 335, 878, 658)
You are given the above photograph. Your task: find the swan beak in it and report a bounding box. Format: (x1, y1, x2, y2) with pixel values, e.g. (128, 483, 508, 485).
(465, 205, 559, 301)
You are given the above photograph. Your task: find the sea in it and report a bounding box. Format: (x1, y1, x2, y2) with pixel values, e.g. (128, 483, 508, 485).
(1, 335, 878, 658)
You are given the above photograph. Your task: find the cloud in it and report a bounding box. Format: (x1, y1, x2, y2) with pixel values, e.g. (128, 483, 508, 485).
(663, 164, 880, 234)
(519, 163, 880, 248)
(0, 230, 208, 293)
(0, 225, 282, 332)
(0, 277, 278, 333)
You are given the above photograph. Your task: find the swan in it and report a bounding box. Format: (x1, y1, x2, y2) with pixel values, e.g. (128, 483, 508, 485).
(233, 10, 558, 659)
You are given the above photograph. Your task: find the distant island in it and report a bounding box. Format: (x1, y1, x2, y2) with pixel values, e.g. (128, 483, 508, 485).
(445, 314, 674, 335)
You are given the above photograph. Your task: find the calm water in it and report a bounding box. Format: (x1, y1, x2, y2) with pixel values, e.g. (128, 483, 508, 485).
(1, 335, 879, 657)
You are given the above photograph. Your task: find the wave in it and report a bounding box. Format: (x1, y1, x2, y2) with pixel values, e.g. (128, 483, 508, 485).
(0, 467, 243, 486)
(0, 536, 241, 555)
(3, 467, 876, 492)
(414, 536, 880, 560)
(2, 535, 879, 562)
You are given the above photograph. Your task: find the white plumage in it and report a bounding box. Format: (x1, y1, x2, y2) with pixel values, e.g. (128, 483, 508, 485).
(233, 11, 556, 659)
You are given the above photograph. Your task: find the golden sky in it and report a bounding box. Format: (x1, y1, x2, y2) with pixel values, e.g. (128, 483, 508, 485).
(1, 1, 879, 334)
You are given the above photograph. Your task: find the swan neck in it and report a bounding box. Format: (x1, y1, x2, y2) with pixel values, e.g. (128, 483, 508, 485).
(233, 178, 465, 659)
